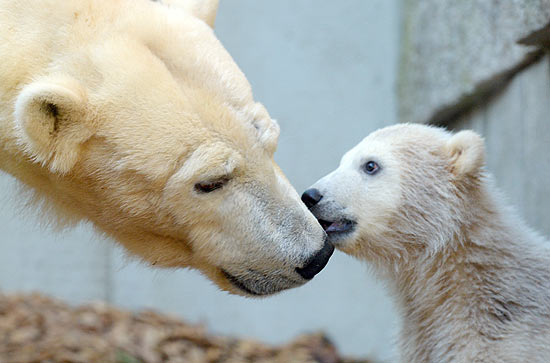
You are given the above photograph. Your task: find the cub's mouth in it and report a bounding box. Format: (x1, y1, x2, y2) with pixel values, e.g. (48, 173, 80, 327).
(317, 219, 357, 242)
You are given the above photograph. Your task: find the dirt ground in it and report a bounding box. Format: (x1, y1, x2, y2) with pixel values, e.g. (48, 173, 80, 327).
(0, 293, 370, 363)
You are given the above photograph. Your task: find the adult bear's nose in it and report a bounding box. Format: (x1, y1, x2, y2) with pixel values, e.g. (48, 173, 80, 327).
(296, 239, 334, 280)
(301, 188, 323, 208)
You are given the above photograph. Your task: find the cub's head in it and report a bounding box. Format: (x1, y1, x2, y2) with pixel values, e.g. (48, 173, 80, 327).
(302, 124, 486, 268)
(11, 0, 331, 296)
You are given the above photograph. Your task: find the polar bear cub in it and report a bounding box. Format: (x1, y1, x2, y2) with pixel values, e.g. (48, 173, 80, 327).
(302, 124, 550, 362)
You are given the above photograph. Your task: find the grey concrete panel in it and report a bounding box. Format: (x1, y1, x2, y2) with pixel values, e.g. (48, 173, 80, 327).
(519, 57, 550, 236)
(483, 66, 527, 215)
(400, 0, 550, 124)
(0, 174, 111, 304)
(214, 0, 399, 183)
(451, 56, 550, 238)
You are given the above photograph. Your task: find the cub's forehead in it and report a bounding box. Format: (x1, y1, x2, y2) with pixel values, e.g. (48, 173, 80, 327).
(341, 134, 395, 167)
(340, 124, 451, 166)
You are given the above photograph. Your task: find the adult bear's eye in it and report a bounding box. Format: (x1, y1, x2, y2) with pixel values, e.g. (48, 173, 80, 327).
(364, 161, 380, 175)
(195, 179, 228, 193)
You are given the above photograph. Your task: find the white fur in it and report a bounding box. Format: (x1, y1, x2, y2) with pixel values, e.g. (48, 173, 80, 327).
(160, 0, 219, 27)
(309, 124, 550, 362)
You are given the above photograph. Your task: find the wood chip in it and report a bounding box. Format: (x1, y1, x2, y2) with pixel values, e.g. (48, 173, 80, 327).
(0, 293, 370, 363)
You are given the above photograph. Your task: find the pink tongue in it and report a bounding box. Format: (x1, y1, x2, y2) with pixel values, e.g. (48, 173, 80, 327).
(326, 221, 345, 233)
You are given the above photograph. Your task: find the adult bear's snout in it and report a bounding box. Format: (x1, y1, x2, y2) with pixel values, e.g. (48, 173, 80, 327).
(295, 239, 334, 280)
(301, 188, 323, 209)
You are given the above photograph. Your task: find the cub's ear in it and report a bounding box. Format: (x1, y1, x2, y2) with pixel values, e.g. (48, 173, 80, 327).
(14, 77, 92, 174)
(162, 0, 219, 28)
(444, 130, 485, 178)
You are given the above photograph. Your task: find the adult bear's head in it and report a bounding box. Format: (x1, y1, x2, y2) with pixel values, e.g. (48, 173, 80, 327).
(9, 0, 331, 296)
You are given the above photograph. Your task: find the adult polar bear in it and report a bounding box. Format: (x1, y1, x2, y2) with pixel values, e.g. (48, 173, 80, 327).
(303, 124, 550, 362)
(0, 0, 332, 296)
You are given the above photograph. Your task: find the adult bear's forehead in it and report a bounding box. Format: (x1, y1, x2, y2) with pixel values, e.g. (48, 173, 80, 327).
(133, 8, 253, 109)
(68, 0, 253, 110)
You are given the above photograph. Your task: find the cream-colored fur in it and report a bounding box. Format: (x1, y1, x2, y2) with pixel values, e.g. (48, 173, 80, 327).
(0, 0, 329, 296)
(159, 0, 219, 28)
(307, 124, 550, 362)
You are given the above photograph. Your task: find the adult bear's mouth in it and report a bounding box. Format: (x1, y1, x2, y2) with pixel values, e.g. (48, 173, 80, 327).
(221, 269, 304, 297)
(222, 270, 262, 296)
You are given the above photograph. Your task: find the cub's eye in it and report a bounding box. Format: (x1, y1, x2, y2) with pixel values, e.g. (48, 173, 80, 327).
(364, 161, 380, 175)
(195, 179, 227, 193)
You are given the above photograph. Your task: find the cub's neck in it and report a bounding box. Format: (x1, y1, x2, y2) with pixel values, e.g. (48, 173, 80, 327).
(390, 196, 550, 362)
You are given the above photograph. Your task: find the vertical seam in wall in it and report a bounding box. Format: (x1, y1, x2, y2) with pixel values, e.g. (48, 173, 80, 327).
(104, 243, 113, 303)
(396, 0, 411, 123)
(518, 60, 526, 217)
(543, 56, 550, 231)
(481, 95, 488, 142)
(387, 0, 399, 126)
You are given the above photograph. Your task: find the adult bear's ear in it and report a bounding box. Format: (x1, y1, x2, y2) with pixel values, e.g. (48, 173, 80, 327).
(162, 0, 219, 28)
(253, 117, 280, 155)
(14, 77, 93, 174)
(443, 130, 485, 179)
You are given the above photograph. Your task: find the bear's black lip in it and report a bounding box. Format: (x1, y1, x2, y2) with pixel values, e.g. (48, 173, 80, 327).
(221, 269, 262, 296)
(318, 219, 334, 230)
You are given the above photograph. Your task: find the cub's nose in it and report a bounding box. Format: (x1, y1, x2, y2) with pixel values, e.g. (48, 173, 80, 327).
(301, 188, 323, 209)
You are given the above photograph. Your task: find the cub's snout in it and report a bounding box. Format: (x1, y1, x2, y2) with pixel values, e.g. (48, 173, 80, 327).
(301, 188, 358, 247)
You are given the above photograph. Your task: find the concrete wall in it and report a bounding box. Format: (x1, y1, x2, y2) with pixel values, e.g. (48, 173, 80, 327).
(0, 1, 400, 360)
(399, 0, 550, 241)
(450, 56, 550, 238)
(399, 0, 550, 125)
